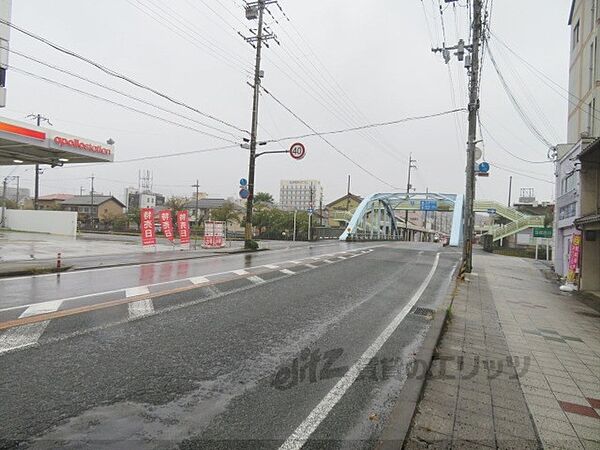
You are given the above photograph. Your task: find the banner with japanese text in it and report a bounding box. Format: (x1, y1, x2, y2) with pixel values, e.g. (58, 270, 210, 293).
(140, 208, 156, 246)
(566, 233, 582, 283)
(176, 210, 191, 245)
(203, 221, 225, 248)
(159, 209, 174, 242)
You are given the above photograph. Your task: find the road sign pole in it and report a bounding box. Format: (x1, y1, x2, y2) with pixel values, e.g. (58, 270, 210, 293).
(308, 213, 312, 241)
(293, 209, 297, 242)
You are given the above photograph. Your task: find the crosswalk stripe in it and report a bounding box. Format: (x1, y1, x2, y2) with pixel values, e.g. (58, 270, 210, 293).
(264, 264, 279, 269)
(128, 299, 155, 320)
(337, 256, 347, 260)
(125, 286, 150, 297)
(305, 264, 318, 269)
(323, 260, 334, 264)
(233, 269, 249, 276)
(289, 261, 302, 265)
(280, 269, 295, 275)
(247, 275, 265, 285)
(189, 276, 210, 285)
(19, 300, 63, 318)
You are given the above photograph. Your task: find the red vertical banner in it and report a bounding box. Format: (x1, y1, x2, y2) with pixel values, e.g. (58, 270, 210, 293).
(140, 208, 156, 246)
(176, 210, 191, 245)
(159, 209, 174, 241)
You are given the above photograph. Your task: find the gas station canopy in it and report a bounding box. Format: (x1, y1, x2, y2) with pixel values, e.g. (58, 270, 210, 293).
(0, 116, 114, 166)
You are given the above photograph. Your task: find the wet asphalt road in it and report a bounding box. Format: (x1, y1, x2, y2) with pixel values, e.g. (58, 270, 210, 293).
(0, 243, 459, 449)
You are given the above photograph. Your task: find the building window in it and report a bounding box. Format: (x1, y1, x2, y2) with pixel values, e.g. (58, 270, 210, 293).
(559, 202, 577, 220)
(561, 172, 576, 195)
(588, 98, 596, 134)
(574, 20, 580, 48)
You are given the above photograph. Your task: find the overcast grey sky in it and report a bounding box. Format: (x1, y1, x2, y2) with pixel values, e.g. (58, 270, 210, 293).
(0, 0, 570, 204)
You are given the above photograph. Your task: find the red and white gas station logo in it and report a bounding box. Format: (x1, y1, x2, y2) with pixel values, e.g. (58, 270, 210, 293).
(53, 136, 112, 156)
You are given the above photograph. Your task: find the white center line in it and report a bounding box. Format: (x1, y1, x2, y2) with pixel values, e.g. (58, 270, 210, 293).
(279, 253, 441, 450)
(264, 264, 279, 269)
(232, 269, 249, 276)
(280, 269, 295, 275)
(189, 276, 210, 285)
(247, 275, 265, 285)
(128, 299, 155, 320)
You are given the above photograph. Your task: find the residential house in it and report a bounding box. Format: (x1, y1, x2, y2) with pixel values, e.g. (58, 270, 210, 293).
(35, 194, 74, 210)
(60, 195, 126, 223)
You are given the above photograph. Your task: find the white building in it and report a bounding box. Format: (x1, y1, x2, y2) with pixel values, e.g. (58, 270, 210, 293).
(279, 180, 323, 212)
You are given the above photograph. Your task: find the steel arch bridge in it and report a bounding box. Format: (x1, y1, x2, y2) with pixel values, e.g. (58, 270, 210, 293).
(339, 192, 464, 246)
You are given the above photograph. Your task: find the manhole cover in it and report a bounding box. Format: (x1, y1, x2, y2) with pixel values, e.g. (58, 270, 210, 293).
(412, 307, 435, 318)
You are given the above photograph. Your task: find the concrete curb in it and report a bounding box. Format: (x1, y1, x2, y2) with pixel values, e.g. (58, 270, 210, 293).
(376, 269, 461, 450)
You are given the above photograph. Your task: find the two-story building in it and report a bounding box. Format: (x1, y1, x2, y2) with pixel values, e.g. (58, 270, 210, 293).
(60, 195, 126, 223)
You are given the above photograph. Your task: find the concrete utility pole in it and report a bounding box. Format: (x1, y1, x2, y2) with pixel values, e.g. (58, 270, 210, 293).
(192, 180, 200, 225)
(405, 153, 417, 240)
(507, 175, 513, 207)
(462, 0, 483, 273)
(27, 114, 51, 210)
(89, 174, 95, 226)
(242, 0, 278, 249)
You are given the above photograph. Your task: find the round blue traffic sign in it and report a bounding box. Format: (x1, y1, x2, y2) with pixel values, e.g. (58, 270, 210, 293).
(240, 178, 248, 186)
(239, 189, 249, 199)
(478, 162, 490, 173)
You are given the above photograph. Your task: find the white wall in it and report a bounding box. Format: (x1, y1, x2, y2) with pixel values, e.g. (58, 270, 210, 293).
(2, 209, 77, 236)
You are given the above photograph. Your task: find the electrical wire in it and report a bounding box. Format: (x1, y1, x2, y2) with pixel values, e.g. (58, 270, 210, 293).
(0, 18, 249, 134)
(487, 161, 554, 184)
(10, 67, 241, 145)
(262, 86, 400, 190)
(5, 47, 244, 141)
(266, 108, 466, 142)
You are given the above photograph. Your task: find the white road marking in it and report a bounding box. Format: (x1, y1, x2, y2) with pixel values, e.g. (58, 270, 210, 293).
(279, 253, 441, 450)
(19, 300, 63, 318)
(280, 269, 295, 275)
(189, 276, 210, 285)
(0, 299, 64, 354)
(337, 256, 347, 260)
(247, 275, 265, 285)
(232, 269, 249, 276)
(125, 286, 150, 298)
(264, 264, 279, 269)
(323, 260, 334, 264)
(0, 246, 381, 314)
(304, 264, 318, 269)
(128, 299, 155, 320)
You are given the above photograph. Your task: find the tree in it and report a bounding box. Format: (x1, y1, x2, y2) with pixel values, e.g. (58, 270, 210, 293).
(212, 200, 240, 225)
(254, 192, 274, 204)
(165, 196, 189, 211)
(127, 207, 141, 229)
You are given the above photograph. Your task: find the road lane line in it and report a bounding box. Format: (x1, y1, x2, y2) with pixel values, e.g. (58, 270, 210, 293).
(304, 264, 318, 269)
(280, 269, 295, 275)
(247, 276, 265, 285)
(0, 299, 64, 354)
(189, 276, 210, 285)
(232, 269, 249, 276)
(20, 300, 63, 318)
(289, 261, 302, 264)
(279, 253, 441, 450)
(125, 286, 150, 297)
(128, 299, 155, 320)
(264, 264, 279, 269)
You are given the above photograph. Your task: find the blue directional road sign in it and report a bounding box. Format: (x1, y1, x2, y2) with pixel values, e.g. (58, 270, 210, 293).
(239, 189, 249, 199)
(420, 200, 438, 211)
(307, 207, 314, 214)
(478, 162, 490, 173)
(240, 178, 248, 186)
(487, 208, 497, 214)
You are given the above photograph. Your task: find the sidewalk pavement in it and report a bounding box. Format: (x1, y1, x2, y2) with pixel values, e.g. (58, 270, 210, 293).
(404, 250, 600, 449)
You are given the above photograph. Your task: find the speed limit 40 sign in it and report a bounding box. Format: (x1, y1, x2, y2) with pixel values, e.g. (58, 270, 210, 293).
(289, 142, 306, 160)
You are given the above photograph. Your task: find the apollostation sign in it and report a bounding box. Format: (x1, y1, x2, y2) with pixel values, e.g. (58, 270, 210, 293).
(52, 135, 112, 157)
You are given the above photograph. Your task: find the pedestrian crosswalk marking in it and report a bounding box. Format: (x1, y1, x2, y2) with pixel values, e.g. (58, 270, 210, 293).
(125, 286, 150, 297)
(305, 264, 318, 269)
(128, 299, 155, 320)
(264, 264, 279, 269)
(233, 269, 249, 276)
(247, 276, 265, 285)
(189, 276, 210, 285)
(280, 269, 295, 275)
(20, 300, 63, 318)
(323, 260, 334, 264)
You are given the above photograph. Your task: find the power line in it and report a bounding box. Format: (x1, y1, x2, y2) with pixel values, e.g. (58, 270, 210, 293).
(6, 47, 243, 141)
(10, 67, 241, 144)
(488, 160, 554, 184)
(0, 18, 249, 134)
(262, 86, 400, 189)
(266, 108, 466, 142)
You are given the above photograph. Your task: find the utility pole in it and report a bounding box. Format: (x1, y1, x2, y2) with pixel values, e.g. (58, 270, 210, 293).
(15, 175, 19, 206)
(405, 153, 417, 241)
(27, 114, 51, 210)
(192, 180, 200, 225)
(1, 176, 6, 226)
(462, 0, 483, 273)
(89, 174, 95, 227)
(242, 0, 278, 250)
(507, 175, 513, 207)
